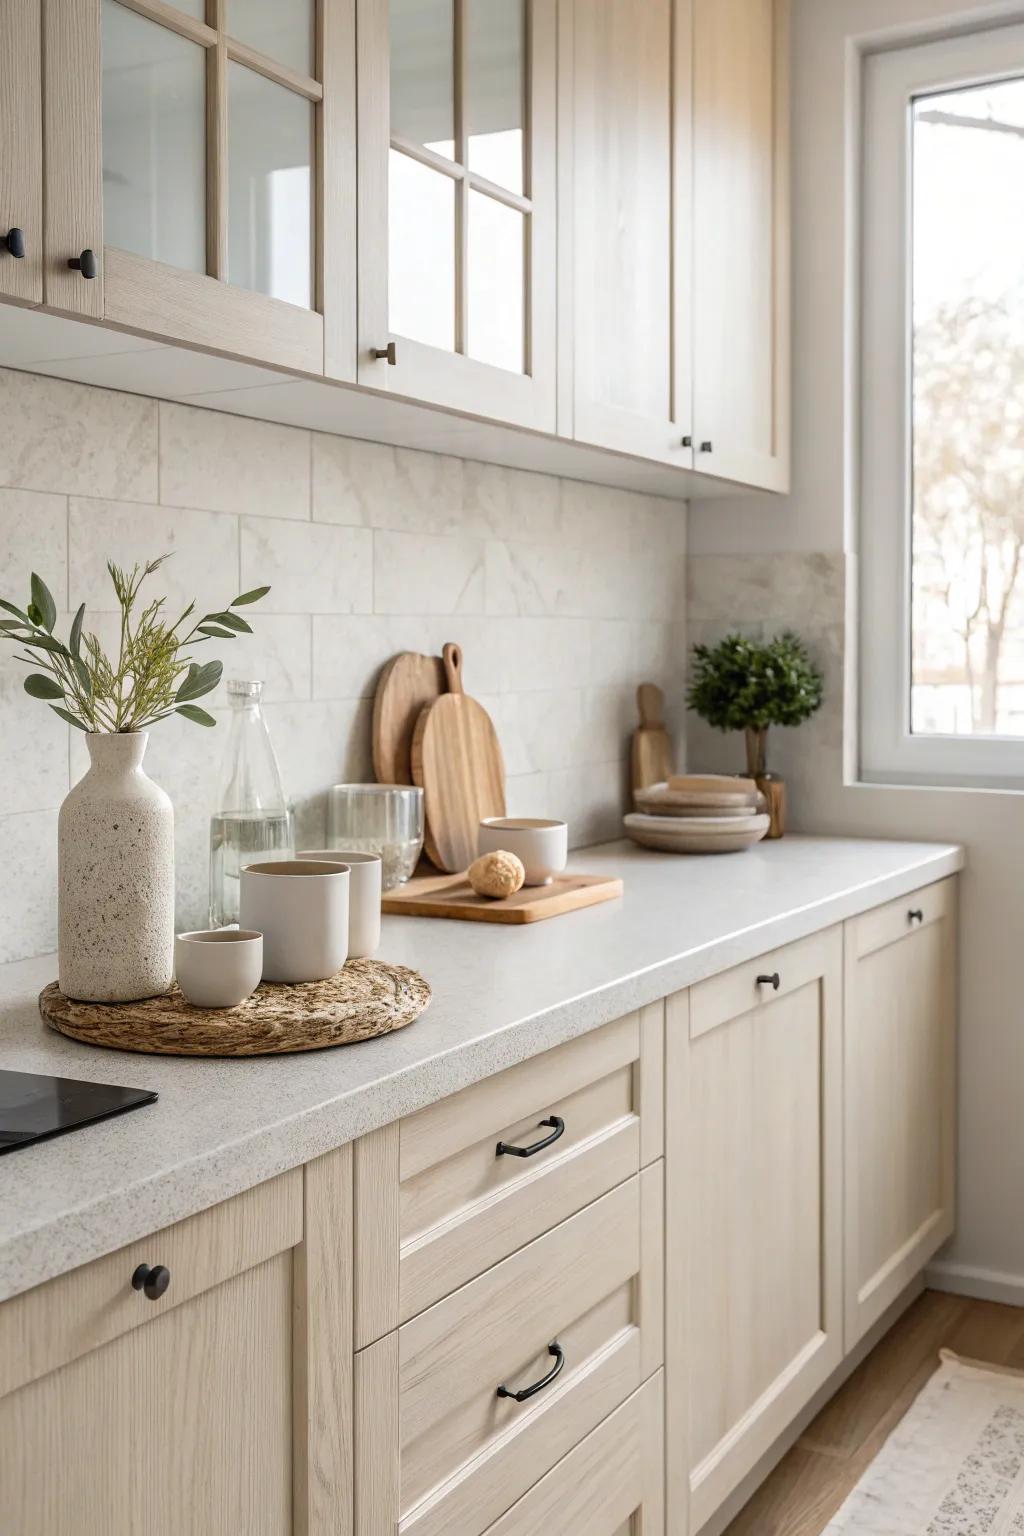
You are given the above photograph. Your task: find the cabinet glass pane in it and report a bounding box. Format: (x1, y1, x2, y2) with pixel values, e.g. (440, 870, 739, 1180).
(228, 65, 313, 309)
(467, 0, 524, 193)
(467, 190, 524, 372)
(390, 0, 455, 159)
(102, 0, 205, 273)
(167, 0, 205, 16)
(389, 150, 455, 351)
(227, 0, 315, 78)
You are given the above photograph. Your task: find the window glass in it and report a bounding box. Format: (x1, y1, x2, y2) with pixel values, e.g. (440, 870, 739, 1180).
(466, 0, 524, 193)
(467, 190, 524, 372)
(388, 150, 456, 351)
(911, 78, 1024, 737)
(390, 0, 455, 158)
(227, 0, 315, 77)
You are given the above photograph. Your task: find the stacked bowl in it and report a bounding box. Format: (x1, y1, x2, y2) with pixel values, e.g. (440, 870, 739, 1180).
(624, 775, 770, 854)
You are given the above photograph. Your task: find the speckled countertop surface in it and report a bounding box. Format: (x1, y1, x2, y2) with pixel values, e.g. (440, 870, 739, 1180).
(0, 834, 963, 1303)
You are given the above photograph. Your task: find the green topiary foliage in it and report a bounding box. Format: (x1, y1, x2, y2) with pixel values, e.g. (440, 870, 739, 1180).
(686, 631, 824, 734)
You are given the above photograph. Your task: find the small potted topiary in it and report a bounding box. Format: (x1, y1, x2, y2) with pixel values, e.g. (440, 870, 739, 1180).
(686, 631, 824, 837)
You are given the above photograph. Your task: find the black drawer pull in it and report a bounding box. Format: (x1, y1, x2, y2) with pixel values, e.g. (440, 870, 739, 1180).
(497, 1342, 565, 1403)
(131, 1262, 170, 1300)
(2, 228, 25, 258)
(68, 248, 98, 279)
(496, 1115, 565, 1159)
(756, 972, 781, 991)
(908, 908, 924, 924)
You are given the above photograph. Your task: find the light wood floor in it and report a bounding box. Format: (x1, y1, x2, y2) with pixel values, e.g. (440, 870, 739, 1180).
(722, 1291, 1024, 1536)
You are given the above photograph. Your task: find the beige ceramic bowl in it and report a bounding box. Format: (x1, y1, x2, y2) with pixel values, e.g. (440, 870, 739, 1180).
(478, 818, 568, 887)
(239, 860, 350, 983)
(174, 929, 263, 1009)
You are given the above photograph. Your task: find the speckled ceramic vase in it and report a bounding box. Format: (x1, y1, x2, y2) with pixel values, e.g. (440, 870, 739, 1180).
(58, 732, 175, 1002)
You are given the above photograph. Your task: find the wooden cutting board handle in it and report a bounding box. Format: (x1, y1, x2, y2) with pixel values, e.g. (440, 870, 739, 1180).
(443, 642, 464, 695)
(637, 683, 665, 728)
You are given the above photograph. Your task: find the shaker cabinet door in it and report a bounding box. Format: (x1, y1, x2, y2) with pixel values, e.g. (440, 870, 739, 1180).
(355, 0, 557, 431)
(667, 927, 844, 1532)
(0, 0, 43, 306)
(843, 879, 957, 1350)
(563, 0, 692, 465)
(42, 0, 357, 375)
(692, 0, 790, 490)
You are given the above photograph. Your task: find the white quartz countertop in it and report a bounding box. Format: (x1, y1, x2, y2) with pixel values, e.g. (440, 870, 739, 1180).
(0, 834, 963, 1303)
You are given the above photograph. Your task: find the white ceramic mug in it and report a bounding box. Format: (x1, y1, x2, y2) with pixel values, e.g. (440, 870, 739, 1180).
(298, 850, 382, 958)
(477, 818, 569, 887)
(174, 929, 263, 1009)
(239, 860, 350, 983)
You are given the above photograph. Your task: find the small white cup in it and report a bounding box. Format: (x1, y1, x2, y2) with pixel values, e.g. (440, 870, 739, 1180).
(239, 860, 350, 983)
(478, 818, 569, 887)
(175, 929, 263, 1009)
(298, 849, 382, 958)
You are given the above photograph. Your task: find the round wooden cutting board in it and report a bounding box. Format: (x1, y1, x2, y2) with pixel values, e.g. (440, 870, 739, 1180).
(372, 650, 446, 784)
(39, 958, 431, 1057)
(411, 644, 506, 873)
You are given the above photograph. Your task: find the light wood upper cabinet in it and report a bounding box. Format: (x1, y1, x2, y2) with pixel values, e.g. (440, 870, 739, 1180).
(667, 928, 844, 1533)
(692, 0, 790, 490)
(0, 0, 43, 305)
(563, 0, 692, 464)
(355, 0, 557, 431)
(41, 0, 357, 376)
(844, 880, 957, 1350)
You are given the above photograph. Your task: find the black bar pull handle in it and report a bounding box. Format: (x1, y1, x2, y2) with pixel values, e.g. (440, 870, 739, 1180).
(68, 248, 98, 279)
(757, 972, 781, 991)
(496, 1115, 565, 1159)
(497, 1342, 565, 1403)
(908, 908, 924, 924)
(1, 228, 25, 258)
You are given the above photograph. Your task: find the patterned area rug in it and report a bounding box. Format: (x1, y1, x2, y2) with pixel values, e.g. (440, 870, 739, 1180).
(825, 1352, 1024, 1534)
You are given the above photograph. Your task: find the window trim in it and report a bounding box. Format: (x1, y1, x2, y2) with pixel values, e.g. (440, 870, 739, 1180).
(859, 23, 1024, 788)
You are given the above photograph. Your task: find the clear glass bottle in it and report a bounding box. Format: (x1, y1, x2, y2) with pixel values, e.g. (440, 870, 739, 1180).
(209, 680, 293, 928)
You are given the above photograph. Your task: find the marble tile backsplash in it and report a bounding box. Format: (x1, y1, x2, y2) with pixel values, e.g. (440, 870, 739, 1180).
(0, 367, 688, 962)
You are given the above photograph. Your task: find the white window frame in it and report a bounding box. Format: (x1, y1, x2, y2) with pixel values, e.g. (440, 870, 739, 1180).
(860, 23, 1024, 788)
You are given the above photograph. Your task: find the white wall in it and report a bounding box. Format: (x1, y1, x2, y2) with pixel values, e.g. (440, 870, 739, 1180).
(689, 0, 1024, 1301)
(0, 366, 687, 963)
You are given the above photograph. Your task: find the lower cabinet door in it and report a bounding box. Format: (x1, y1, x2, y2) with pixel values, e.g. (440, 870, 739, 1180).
(844, 878, 957, 1348)
(355, 1169, 664, 1536)
(480, 1373, 664, 1536)
(668, 927, 844, 1531)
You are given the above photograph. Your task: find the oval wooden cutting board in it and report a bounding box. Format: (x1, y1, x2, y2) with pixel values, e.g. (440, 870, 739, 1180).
(411, 644, 506, 873)
(372, 650, 446, 784)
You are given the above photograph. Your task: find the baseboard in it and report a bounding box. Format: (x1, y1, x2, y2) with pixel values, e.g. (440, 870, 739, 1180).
(926, 1260, 1024, 1308)
(694, 1274, 925, 1536)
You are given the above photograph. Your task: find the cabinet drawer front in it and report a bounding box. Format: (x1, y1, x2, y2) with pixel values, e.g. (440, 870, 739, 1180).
(356, 1170, 663, 1536)
(356, 1008, 663, 1341)
(480, 1373, 664, 1536)
(848, 876, 955, 961)
(0, 1169, 302, 1398)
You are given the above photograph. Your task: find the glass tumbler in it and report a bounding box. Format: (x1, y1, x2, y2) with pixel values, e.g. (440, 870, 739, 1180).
(326, 784, 424, 890)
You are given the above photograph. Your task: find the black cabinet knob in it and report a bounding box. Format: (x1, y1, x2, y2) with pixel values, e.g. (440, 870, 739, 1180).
(131, 1262, 170, 1300)
(2, 228, 26, 259)
(699, 440, 713, 453)
(757, 972, 781, 991)
(681, 435, 693, 448)
(68, 248, 98, 279)
(372, 341, 397, 365)
(908, 908, 924, 924)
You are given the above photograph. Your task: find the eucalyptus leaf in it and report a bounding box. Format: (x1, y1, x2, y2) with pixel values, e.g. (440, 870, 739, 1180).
(231, 586, 271, 606)
(196, 624, 236, 639)
(49, 705, 89, 731)
(30, 574, 57, 633)
(24, 633, 68, 657)
(69, 603, 86, 658)
(0, 599, 30, 623)
(24, 673, 64, 700)
(176, 704, 217, 727)
(73, 656, 93, 695)
(209, 611, 252, 634)
(0, 619, 27, 633)
(175, 660, 223, 702)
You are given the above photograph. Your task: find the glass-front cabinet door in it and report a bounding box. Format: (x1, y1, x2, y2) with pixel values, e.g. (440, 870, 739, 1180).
(355, 0, 557, 430)
(42, 0, 356, 377)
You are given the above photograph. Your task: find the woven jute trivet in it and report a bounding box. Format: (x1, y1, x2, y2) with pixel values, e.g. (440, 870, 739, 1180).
(39, 958, 431, 1057)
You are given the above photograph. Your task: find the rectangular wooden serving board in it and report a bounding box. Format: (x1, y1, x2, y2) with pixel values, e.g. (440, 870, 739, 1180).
(381, 871, 624, 924)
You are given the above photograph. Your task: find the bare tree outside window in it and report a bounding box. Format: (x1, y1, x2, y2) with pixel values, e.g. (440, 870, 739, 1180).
(911, 79, 1024, 737)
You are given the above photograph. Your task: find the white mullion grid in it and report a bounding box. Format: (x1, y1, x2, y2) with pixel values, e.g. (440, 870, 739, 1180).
(455, 0, 468, 355)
